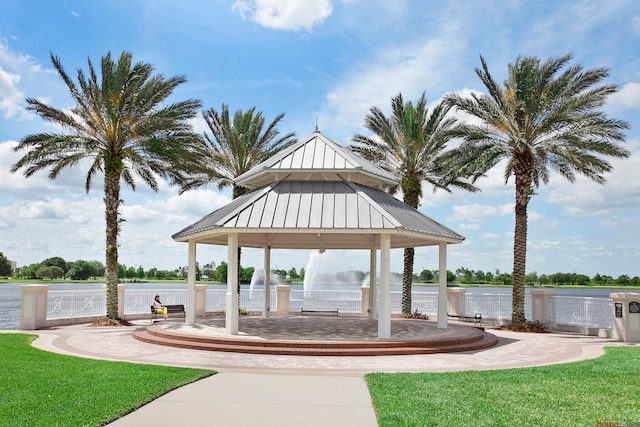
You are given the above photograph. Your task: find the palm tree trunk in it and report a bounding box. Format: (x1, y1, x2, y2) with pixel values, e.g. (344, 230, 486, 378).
(233, 185, 247, 295)
(401, 176, 421, 316)
(402, 247, 414, 314)
(512, 163, 532, 325)
(104, 165, 121, 319)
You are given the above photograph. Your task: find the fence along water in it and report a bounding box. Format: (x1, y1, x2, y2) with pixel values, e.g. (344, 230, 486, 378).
(25, 286, 616, 334)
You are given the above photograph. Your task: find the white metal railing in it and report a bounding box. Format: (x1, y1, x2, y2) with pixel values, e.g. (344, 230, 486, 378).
(206, 289, 226, 312)
(464, 293, 532, 320)
(549, 296, 613, 329)
(48, 290, 105, 319)
(410, 291, 438, 315)
(388, 291, 439, 315)
(290, 289, 361, 313)
(44, 288, 612, 332)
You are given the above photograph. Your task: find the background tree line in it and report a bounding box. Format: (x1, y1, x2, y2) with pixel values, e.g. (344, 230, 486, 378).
(3, 252, 637, 286)
(430, 268, 639, 286)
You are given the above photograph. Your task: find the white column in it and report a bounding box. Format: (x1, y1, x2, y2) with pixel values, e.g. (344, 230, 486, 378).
(276, 285, 291, 315)
(611, 292, 640, 343)
(186, 239, 197, 323)
(378, 234, 391, 338)
(361, 286, 370, 316)
(117, 284, 126, 319)
(530, 289, 556, 324)
(438, 242, 448, 329)
(226, 233, 239, 335)
(195, 285, 207, 317)
(20, 284, 49, 330)
(369, 247, 377, 320)
(263, 246, 271, 318)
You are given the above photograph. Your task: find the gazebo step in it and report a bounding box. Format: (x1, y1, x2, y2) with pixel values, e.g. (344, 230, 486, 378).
(132, 326, 498, 356)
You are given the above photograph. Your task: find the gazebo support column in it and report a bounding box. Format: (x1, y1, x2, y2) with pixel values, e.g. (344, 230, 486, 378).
(378, 234, 391, 338)
(263, 246, 271, 318)
(186, 240, 197, 323)
(368, 247, 377, 320)
(438, 242, 448, 329)
(226, 233, 239, 335)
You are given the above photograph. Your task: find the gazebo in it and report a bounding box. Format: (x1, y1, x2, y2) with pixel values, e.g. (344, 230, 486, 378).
(172, 130, 465, 338)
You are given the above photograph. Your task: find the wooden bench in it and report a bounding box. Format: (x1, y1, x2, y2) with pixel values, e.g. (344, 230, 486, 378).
(150, 304, 186, 322)
(301, 308, 339, 316)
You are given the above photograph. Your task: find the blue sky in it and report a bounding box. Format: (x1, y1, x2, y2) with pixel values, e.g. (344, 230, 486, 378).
(0, 0, 639, 278)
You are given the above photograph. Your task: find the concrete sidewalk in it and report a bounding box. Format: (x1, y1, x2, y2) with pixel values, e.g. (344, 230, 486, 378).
(106, 373, 377, 427)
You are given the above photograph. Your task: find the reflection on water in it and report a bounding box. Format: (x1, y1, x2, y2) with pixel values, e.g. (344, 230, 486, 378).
(0, 282, 636, 330)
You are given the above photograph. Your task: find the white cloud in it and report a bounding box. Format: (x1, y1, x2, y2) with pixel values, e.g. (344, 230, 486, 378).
(145, 189, 231, 219)
(481, 232, 500, 239)
(0, 40, 56, 122)
(608, 82, 640, 109)
(232, 0, 333, 32)
(459, 223, 481, 231)
(187, 115, 209, 135)
(448, 203, 512, 222)
(0, 65, 24, 119)
(546, 139, 640, 215)
(0, 140, 104, 199)
(320, 36, 461, 141)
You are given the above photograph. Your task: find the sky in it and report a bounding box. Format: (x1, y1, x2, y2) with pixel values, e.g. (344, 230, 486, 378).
(0, 0, 639, 278)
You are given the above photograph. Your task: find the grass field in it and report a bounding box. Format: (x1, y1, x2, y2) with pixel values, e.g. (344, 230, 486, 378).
(366, 346, 640, 426)
(0, 334, 213, 426)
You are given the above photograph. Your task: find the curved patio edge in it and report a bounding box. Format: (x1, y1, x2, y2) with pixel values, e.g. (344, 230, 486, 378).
(14, 317, 635, 374)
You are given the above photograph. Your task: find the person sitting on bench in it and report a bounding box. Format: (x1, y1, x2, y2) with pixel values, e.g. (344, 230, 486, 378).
(153, 295, 168, 320)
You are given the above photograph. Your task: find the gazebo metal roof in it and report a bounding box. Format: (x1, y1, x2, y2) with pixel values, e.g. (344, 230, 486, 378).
(172, 180, 464, 249)
(173, 130, 464, 249)
(234, 130, 399, 190)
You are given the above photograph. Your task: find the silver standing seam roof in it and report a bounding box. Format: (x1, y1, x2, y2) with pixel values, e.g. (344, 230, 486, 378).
(234, 131, 398, 190)
(172, 130, 464, 250)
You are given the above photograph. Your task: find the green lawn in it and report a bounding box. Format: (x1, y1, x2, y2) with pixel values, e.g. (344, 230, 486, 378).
(0, 334, 214, 427)
(366, 346, 640, 426)
(4, 333, 639, 427)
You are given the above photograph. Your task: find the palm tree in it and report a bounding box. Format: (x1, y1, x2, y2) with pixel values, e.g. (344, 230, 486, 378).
(350, 92, 478, 316)
(180, 104, 296, 198)
(11, 51, 203, 320)
(179, 104, 296, 290)
(444, 54, 629, 324)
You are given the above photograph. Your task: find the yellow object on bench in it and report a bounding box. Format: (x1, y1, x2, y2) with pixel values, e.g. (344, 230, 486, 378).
(150, 304, 186, 322)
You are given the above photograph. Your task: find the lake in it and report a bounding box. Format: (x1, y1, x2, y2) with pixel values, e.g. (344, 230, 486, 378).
(1, 282, 636, 330)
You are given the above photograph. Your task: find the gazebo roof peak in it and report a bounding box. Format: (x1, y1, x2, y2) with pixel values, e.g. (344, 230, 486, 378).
(234, 131, 399, 190)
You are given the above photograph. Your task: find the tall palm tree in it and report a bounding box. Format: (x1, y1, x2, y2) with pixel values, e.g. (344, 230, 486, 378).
(444, 54, 629, 324)
(180, 104, 296, 198)
(350, 92, 478, 316)
(12, 51, 203, 320)
(180, 104, 296, 290)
